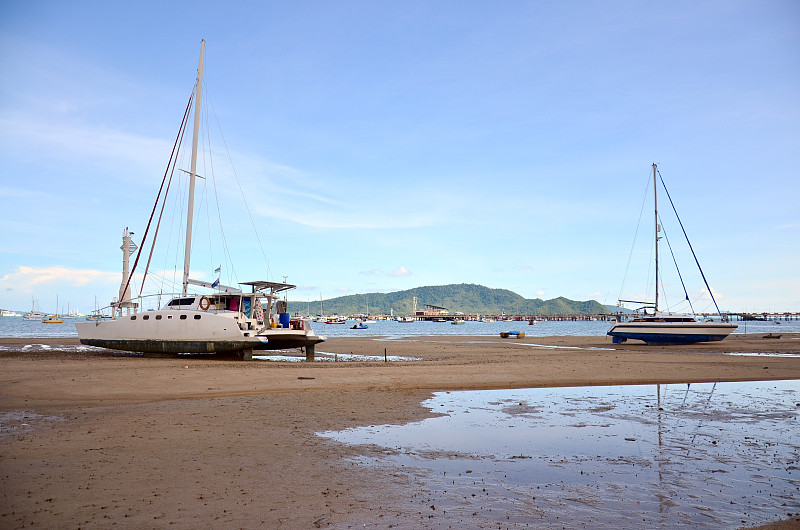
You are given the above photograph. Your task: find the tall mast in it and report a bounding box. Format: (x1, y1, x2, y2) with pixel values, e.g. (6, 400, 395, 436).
(182, 40, 205, 296)
(653, 162, 659, 313)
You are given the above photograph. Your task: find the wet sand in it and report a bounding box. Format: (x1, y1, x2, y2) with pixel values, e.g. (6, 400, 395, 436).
(1, 334, 799, 528)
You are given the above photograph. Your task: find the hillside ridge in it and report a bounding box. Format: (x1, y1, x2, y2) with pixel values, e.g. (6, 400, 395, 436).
(287, 283, 609, 316)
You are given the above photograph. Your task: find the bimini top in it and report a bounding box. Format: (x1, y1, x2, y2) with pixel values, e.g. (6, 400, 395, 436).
(239, 281, 296, 293)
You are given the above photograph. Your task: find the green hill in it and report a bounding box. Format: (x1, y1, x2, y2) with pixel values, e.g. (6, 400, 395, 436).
(287, 283, 609, 316)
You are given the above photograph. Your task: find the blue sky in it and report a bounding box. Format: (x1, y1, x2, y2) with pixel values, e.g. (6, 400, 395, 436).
(1, 1, 798, 315)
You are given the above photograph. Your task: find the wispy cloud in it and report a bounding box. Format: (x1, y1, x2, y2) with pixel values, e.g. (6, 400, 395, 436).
(0, 115, 170, 173)
(0, 265, 118, 292)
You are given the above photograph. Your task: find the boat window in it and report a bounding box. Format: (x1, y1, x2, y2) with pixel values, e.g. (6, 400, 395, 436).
(155, 315, 162, 320)
(143, 315, 149, 320)
(168, 297, 196, 307)
(180, 314, 187, 320)
(167, 315, 173, 320)
(130, 315, 136, 320)
(194, 314, 201, 320)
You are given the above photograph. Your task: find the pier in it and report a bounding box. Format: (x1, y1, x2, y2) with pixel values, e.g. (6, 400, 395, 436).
(312, 312, 800, 323)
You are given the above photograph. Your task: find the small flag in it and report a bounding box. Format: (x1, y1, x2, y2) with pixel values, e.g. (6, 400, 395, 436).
(214, 265, 221, 274)
(211, 278, 220, 289)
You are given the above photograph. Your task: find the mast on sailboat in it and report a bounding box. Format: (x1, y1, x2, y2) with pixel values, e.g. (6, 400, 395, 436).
(653, 162, 659, 314)
(182, 40, 205, 296)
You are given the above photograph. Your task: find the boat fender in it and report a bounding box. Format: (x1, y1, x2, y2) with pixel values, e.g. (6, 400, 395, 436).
(199, 296, 211, 311)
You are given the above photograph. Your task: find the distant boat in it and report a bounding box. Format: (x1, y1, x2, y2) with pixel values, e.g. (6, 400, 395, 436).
(607, 164, 737, 345)
(23, 297, 46, 321)
(397, 316, 414, 323)
(351, 322, 368, 329)
(326, 318, 347, 324)
(42, 294, 64, 323)
(1, 309, 22, 317)
(451, 319, 465, 325)
(500, 331, 525, 338)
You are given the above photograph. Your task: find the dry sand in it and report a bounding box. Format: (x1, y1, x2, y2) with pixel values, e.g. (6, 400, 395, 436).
(1, 333, 799, 528)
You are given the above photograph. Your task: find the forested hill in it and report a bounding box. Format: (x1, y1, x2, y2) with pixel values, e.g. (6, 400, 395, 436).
(287, 283, 610, 316)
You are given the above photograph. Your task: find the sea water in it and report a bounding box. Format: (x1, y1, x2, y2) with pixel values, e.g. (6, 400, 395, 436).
(319, 381, 800, 528)
(0, 315, 796, 339)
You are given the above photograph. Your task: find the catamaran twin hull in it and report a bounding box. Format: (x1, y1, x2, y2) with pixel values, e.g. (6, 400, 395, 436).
(607, 321, 737, 345)
(76, 311, 325, 354)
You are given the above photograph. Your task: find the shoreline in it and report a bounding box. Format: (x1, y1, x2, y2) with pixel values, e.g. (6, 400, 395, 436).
(1, 335, 799, 527)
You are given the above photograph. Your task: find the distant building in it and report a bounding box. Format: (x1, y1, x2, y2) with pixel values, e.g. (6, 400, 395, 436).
(416, 304, 449, 317)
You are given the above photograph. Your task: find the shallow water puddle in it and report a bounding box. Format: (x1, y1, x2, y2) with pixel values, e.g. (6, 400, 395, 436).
(254, 351, 420, 362)
(319, 381, 800, 528)
(0, 411, 66, 439)
(374, 336, 615, 351)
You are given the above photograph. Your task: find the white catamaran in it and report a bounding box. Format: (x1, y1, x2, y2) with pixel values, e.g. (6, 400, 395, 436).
(76, 41, 325, 360)
(607, 163, 737, 345)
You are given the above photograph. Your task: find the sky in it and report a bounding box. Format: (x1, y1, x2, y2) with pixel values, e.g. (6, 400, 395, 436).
(0, 0, 798, 315)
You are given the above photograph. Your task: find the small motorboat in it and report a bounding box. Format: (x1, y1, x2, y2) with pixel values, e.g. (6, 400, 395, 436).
(500, 331, 525, 338)
(351, 322, 368, 329)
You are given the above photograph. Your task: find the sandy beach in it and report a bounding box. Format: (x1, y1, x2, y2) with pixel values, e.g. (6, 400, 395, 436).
(2, 333, 799, 528)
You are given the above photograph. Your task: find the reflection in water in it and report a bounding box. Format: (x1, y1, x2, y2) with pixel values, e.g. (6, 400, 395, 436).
(319, 381, 800, 528)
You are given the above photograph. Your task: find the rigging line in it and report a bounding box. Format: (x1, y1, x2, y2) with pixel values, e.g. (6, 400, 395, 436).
(205, 86, 271, 280)
(208, 140, 237, 283)
(140, 96, 193, 297)
(657, 214, 695, 314)
(165, 163, 185, 293)
(200, 98, 216, 279)
(122, 91, 194, 306)
(201, 96, 237, 284)
(618, 172, 652, 303)
(203, 107, 217, 280)
(657, 170, 723, 316)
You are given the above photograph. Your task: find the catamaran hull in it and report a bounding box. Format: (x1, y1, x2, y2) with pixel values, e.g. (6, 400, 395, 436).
(78, 338, 270, 354)
(258, 333, 326, 351)
(607, 322, 737, 345)
(76, 312, 325, 354)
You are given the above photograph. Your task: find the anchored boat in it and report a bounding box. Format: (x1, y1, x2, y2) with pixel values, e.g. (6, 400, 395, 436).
(607, 164, 736, 345)
(76, 41, 325, 359)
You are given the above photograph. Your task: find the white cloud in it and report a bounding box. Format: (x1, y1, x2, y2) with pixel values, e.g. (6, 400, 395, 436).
(389, 266, 411, 277)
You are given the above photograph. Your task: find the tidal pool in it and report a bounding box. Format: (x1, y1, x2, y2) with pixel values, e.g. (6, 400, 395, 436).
(319, 381, 800, 528)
